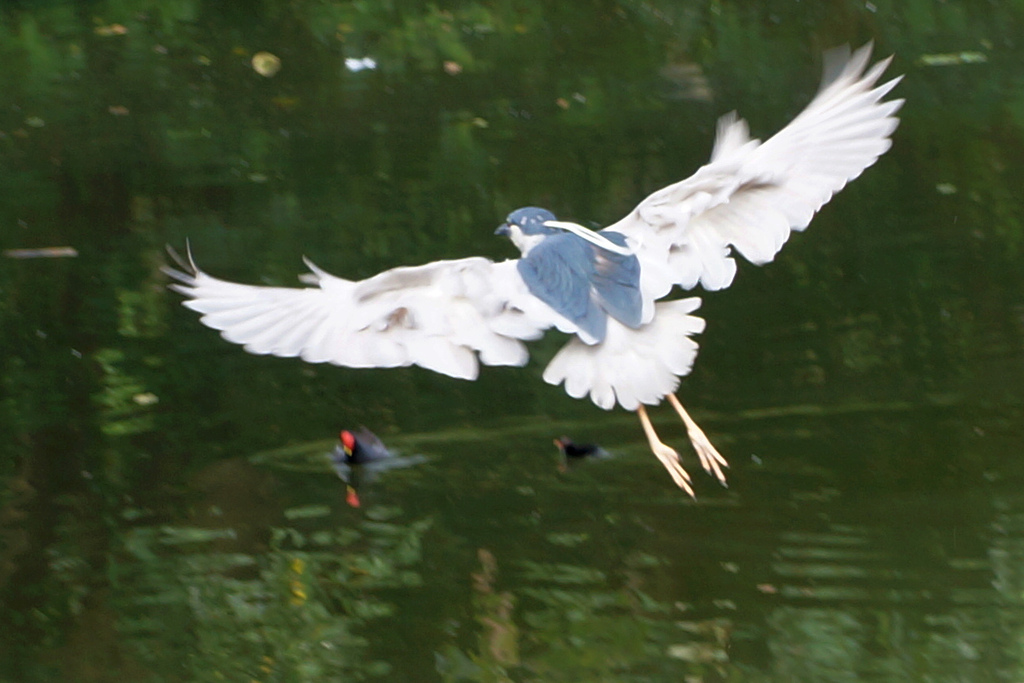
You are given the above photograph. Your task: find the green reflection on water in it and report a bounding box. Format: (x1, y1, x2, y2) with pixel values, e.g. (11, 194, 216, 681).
(112, 502, 432, 681)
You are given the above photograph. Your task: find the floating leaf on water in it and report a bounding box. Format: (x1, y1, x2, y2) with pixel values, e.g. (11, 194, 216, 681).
(919, 51, 987, 66)
(94, 23, 127, 36)
(4, 246, 78, 259)
(133, 392, 158, 406)
(345, 56, 377, 72)
(667, 643, 729, 663)
(545, 532, 589, 547)
(252, 51, 281, 77)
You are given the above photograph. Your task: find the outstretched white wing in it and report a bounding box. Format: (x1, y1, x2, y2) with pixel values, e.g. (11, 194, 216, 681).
(606, 43, 903, 297)
(164, 250, 560, 380)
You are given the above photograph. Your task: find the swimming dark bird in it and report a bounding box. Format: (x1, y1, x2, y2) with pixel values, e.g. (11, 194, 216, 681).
(553, 437, 607, 459)
(330, 427, 391, 507)
(165, 45, 902, 496)
(332, 427, 391, 465)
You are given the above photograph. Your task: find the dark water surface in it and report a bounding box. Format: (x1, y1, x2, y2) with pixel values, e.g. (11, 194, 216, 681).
(3, 2, 1024, 681)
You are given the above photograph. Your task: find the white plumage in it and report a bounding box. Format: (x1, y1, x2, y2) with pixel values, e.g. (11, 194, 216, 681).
(172, 256, 557, 380)
(543, 298, 705, 411)
(166, 44, 902, 495)
(538, 44, 903, 414)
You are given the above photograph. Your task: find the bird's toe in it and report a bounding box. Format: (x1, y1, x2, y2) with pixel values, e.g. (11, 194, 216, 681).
(650, 442, 695, 497)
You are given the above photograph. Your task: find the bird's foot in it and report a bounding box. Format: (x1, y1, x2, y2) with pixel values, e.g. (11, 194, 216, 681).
(667, 394, 728, 487)
(637, 405, 695, 497)
(650, 441, 695, 497)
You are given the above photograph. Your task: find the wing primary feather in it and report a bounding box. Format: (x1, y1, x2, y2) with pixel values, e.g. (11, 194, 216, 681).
(604, 42, 902, 295)
(167, 250, 556, 378)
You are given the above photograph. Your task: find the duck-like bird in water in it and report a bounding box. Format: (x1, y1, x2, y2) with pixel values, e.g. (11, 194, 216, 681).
(165, 45, 902, 496)
(331, 428, 392, 507)
(333, 428, 392, 465)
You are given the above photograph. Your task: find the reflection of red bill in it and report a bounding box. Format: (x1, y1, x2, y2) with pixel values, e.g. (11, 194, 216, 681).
(345, 485, 361, 508)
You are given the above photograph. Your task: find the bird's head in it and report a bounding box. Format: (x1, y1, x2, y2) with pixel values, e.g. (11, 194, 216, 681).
(496, 207, 558, 254)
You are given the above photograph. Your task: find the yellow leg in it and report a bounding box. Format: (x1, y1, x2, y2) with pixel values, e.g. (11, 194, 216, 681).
(636, 405, 695, 498)
(667, 394, 728, 486)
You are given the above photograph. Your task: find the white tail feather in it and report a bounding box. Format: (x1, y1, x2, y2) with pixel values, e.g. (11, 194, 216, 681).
(543, 298, 705, 410)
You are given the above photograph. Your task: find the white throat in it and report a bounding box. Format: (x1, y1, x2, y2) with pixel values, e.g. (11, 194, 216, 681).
(507, 225, 548, 256)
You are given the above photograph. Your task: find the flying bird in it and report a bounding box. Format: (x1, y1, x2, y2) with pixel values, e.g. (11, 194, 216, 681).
(165, 44, 902, 496)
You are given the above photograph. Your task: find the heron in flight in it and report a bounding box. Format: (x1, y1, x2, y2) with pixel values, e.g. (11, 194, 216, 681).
(166, 44, 902, 496)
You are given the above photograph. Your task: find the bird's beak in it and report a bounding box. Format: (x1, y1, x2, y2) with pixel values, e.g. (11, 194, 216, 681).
(495, 223, 511, 236)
